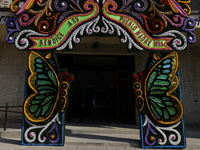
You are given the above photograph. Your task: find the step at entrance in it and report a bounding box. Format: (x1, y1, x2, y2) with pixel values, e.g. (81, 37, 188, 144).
(65, 124, 140, 147)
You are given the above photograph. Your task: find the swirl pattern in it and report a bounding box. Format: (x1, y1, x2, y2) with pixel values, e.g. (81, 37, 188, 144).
(5, 0, 196, 51)
(143, 115, 182, 146)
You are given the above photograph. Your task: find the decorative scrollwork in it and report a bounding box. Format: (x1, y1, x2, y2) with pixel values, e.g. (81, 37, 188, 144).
(56, 16, 100, 50)
(6, 18, 20, 44)
(163, 14, 184, 28)
(182, 18, 196, 44)
(24, 113, 61, 143)
(18, 13, 40, 26)
(10, 0, 22, 12)
(54, 0, 67, 11)
(6, 0, 196, 51)
(153, 30, 187, 51)
(134, 0, 148, 12)
(15, 30, 48, 50)
(101, 17, 143, 50)
(177, 0, 191, 15)
(140, 13, 164, 33)
(118, 0, 148, 24)
(148, 0, 173, 27)
(58, 0, 83, 23)
(143, 115, 182, 146)
(38, 13, 60, 34)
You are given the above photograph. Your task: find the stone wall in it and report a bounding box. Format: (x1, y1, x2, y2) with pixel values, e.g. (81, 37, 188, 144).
(0, 41, 199, 126)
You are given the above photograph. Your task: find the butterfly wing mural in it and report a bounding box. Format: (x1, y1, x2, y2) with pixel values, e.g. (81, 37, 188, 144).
(24, 51, 60, 122)
(133, 52, 185, 148)
(22, 51, 73, 145)
(145, 52, 183, 124)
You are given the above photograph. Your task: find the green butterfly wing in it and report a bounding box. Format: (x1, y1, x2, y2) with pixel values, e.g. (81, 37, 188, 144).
(145, 52, 183, 124)
(24, 52, 60, 122)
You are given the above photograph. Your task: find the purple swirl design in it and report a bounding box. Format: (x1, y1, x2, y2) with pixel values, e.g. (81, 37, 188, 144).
(145, 120, 157, 146)
(134, 0, 147, 12)
(47, 117, 60, 144)
(58, 0, 82, 23)
(182, 18, 196, 44)
(119, 0, 148, 24)
(54, 0, 67, 11)
(6, 18, 20, 44)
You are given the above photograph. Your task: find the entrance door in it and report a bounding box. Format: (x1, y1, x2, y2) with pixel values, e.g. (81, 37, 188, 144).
(57, 54, 135, 124)
(71, 55, 118, 124)
(118, 56, 135, 124)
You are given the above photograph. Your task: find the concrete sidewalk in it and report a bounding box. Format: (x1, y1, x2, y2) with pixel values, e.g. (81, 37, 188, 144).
(0, 123, 200, 150)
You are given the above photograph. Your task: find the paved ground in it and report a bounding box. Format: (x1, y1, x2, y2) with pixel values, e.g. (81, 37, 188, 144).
(0, 123, 199, 150)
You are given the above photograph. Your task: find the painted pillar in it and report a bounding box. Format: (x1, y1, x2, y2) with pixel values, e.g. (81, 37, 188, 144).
(21, 51, 73, 145)
(133, 52, 186, 148)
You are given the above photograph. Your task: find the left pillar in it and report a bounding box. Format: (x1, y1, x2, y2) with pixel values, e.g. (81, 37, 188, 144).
(21, 51, 73, 145)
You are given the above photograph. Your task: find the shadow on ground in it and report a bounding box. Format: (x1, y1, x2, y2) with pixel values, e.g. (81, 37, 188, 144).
(0, 137, 21, 145)
(65, 128, 140, 147)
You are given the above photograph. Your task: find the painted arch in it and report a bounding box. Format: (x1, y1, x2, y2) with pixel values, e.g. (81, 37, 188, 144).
(5, 0, 196, 148)
(6, 0, 195, 51)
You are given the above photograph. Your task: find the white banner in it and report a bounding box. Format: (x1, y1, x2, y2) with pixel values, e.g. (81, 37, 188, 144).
(0, 11, 16, 24)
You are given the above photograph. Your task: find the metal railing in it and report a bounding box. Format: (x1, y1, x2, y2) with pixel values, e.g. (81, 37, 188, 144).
(0, 103, 23, 130)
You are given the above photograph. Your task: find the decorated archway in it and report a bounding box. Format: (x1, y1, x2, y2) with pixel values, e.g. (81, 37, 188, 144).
(6, 0, 196, 148)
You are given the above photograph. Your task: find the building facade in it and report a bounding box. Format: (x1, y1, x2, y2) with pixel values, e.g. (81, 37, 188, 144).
(0, 0, 200, 127)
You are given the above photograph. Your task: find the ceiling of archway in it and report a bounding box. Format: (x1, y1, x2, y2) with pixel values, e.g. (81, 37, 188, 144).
(5, 0, 196, 51)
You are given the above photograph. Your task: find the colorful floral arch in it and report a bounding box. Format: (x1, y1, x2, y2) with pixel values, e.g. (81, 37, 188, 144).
(6, 0, 196, 148)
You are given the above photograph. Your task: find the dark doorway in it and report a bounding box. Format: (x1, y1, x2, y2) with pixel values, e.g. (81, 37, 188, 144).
(57, 54, 135, 125)
(118, 56, 136, 124)
(72, 56, 118, 124)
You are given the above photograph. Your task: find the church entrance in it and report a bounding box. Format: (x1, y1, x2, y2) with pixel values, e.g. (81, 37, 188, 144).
(57, 54, 135, 125)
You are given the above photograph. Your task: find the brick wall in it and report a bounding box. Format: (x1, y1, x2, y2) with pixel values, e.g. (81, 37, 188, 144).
(0, 42, 28, 123)
(179, 46, 200, 127)
(0, 42, 199, 126)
